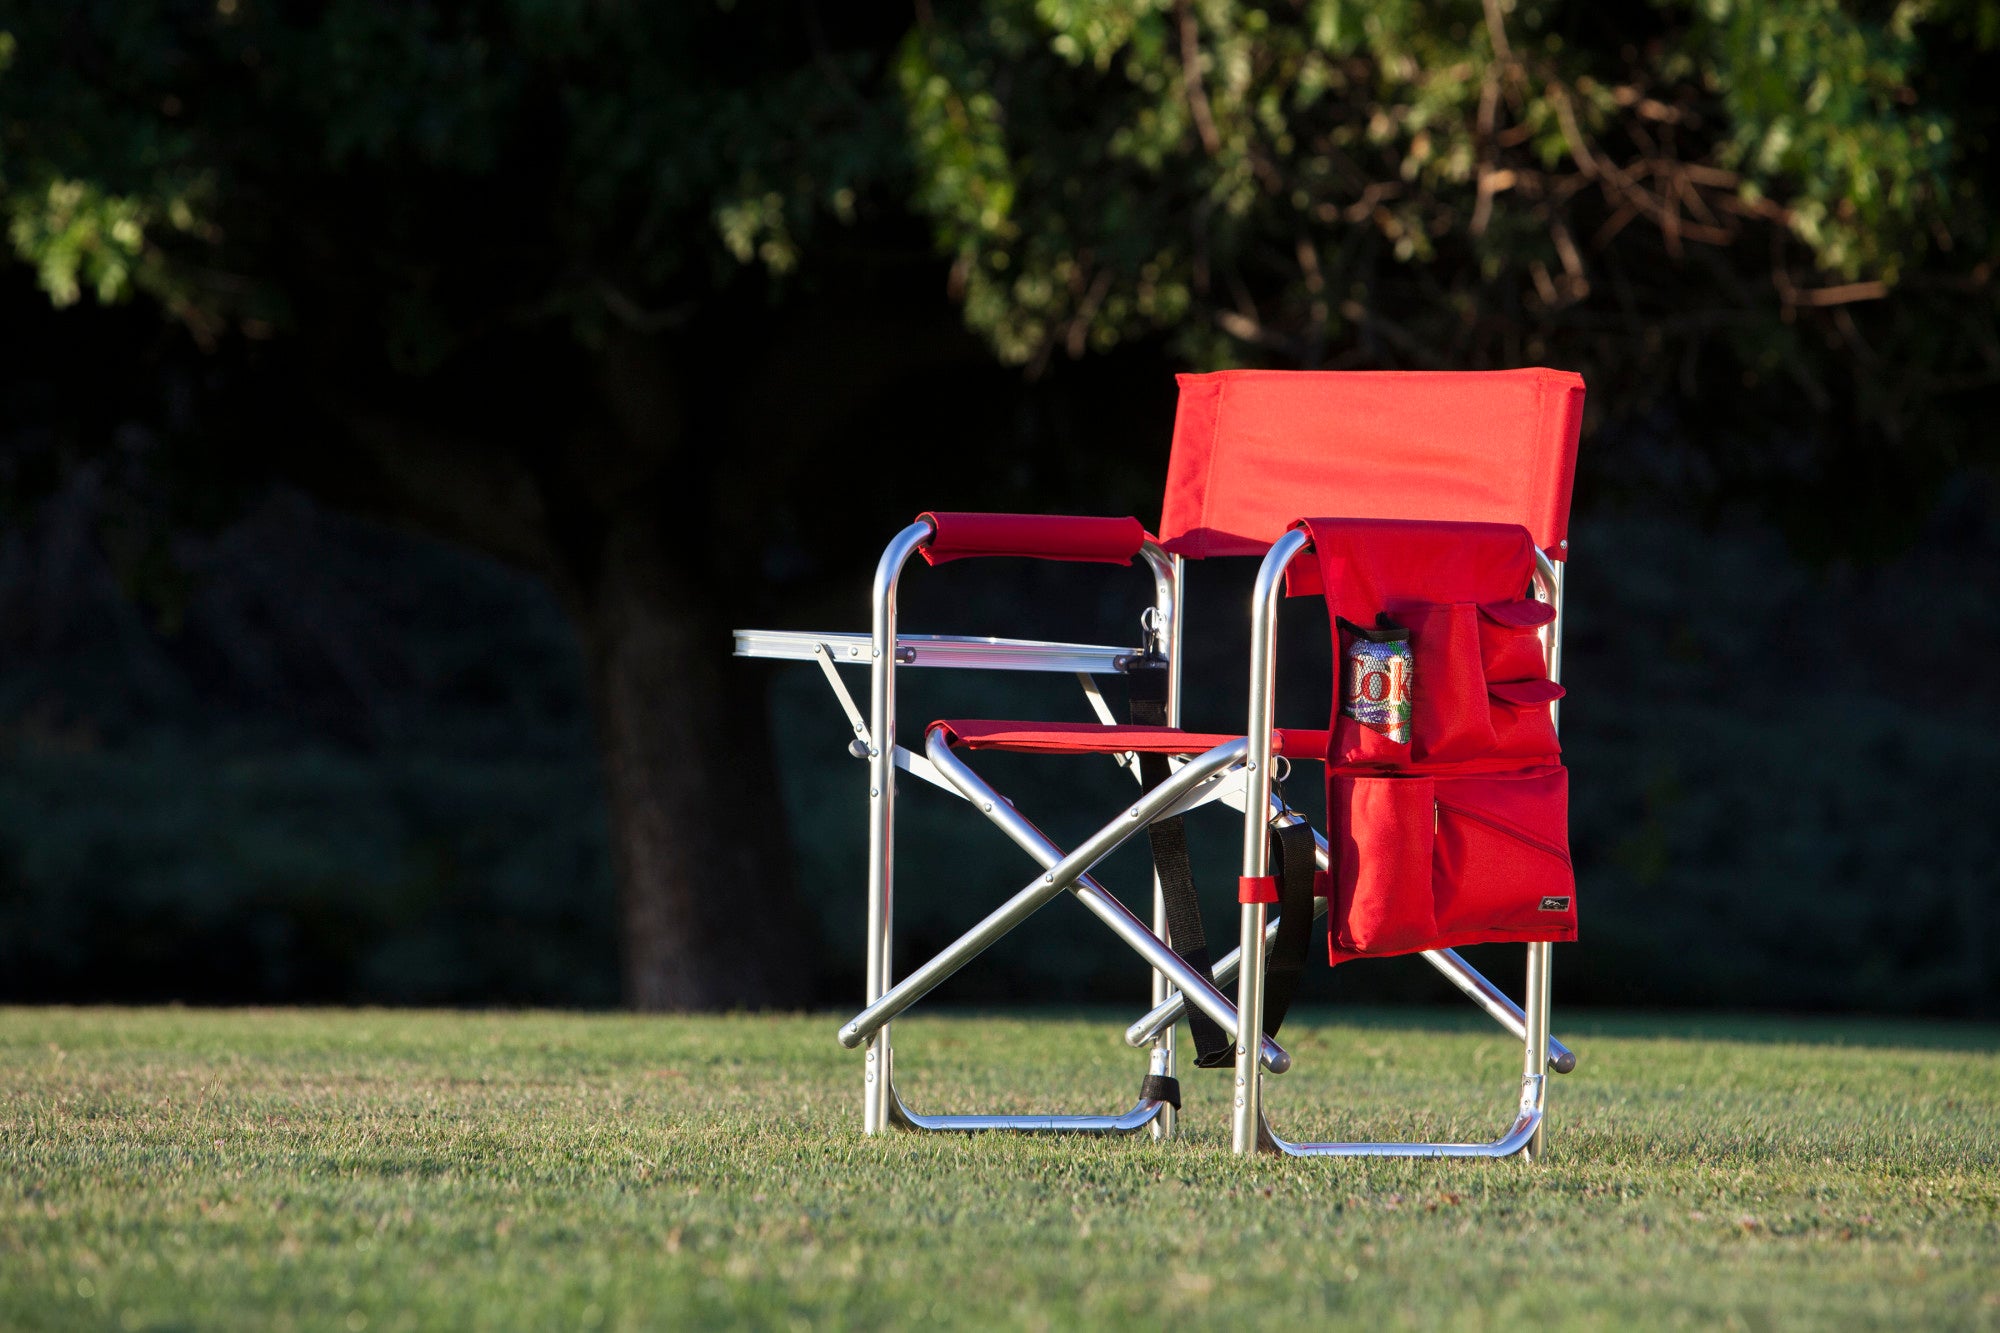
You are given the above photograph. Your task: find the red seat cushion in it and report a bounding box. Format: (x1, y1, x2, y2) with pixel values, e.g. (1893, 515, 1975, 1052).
(931, 719, 1328, 758)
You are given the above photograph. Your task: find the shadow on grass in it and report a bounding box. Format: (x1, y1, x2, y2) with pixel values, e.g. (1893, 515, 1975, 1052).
(913, 1004, 2000, 1054)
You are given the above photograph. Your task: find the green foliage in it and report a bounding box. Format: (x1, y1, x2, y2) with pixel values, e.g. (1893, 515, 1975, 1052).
(897, 0, 1997, 465)
(1693, 0, 1952, 279)
(0, 2, 904, 362)
(2, 1007, 1995, 1329)
(2, 1, 1993, 495)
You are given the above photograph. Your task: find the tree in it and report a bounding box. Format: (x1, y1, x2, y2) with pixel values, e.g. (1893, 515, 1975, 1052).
(0, 3, 932, 1008)
(4, 0, 1996, 1006)
(899, 0, 1999, 537)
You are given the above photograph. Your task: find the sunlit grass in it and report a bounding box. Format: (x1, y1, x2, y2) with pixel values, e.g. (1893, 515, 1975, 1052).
(1, 1007, 1994, 1330)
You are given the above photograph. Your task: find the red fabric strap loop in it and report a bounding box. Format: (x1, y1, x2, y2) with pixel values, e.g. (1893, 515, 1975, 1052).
(917, 512, 1147, 566)
(1238, 875, 1280, 904)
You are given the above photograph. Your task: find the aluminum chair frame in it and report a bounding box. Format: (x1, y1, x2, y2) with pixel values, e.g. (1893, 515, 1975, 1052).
(732, 514, 1576, 1142)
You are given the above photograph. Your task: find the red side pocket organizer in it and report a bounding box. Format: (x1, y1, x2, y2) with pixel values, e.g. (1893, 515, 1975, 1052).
(1330, 773, 1437, 954)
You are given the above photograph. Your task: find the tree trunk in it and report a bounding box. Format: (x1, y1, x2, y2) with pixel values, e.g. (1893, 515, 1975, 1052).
(579, 514, 813, 1010)
(320, 314, 927, 1013)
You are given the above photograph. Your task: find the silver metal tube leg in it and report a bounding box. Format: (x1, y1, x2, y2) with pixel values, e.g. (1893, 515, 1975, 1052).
(1524, 940, 1552, 1160)
(1150, 879, 1177, 1141)
(1233, 528, 1308, 1154)
(1151, 549, 1184, 1140)
(1528, 550, 1564, 1154)
(1232, 901, 1268, 1154)
(863, 522, 932, 1134)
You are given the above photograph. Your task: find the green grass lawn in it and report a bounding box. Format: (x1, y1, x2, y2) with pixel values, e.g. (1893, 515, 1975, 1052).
(2, 1006, 1995, 1331)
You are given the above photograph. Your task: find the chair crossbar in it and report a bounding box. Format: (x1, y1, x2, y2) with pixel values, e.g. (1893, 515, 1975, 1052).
(890, 744, 962, 797)
(1256, 1096, 1544, 1159)
(839, 730, 1292, 1075)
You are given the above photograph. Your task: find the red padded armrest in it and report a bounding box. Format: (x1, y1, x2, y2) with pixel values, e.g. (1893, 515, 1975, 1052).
(916, 512, 1147, 566)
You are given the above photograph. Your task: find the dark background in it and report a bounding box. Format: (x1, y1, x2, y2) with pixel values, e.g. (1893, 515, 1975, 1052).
(5, 274, 1993, 1017)
(2, 3, 1995, 1017)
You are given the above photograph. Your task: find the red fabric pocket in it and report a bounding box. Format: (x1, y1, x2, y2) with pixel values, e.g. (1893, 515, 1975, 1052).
(1430, 766, 1575, 946)
(1327, 619, 1413, 766)
(1478, 598, 1555, 683)
(1330, 774, 1437, 954)
(1478, 599, 1562, 759)
(1399, 602, 1497, 763)
(1328, 766, 1574, 964)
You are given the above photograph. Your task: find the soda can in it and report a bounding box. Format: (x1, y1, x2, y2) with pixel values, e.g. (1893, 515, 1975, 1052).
(1338, 616, 1412, 744)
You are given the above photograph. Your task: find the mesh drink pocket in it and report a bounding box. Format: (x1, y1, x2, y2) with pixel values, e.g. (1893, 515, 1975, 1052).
(1329, 617, 1413, 766)
(1430, 766, 1575, 944)
(1330, 773, 1437, 954)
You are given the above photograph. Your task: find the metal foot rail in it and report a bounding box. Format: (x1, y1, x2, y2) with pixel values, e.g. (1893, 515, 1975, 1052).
(1256, 1087, 1543, 1158)
(888, 1083, 1170, 1134)
(1254, 942, 1552, 1159)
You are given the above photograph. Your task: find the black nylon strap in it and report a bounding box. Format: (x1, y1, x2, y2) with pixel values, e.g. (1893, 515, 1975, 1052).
(1139, 1073, 1182, 1110)
(1259, 818, 1319, 1039)
(1127, 669, 1234, 1070)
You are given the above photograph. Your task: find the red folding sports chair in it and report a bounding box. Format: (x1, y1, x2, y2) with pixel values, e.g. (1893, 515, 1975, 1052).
(735, 367, 1584, 1156)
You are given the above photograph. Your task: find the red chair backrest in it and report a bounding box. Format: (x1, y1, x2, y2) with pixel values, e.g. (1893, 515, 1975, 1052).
(1157, 369, 1584, 559)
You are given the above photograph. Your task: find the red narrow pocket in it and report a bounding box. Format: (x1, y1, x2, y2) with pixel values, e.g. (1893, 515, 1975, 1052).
(1331, 773, 1437, 955)
(1477, 597, 1555, 668)
(1488, 677, 1564, 758)
(1430, 766, 1575, 945)
(1479, 599, 1562, 759)
(1399, 602, 1497, 763)
(1478, 597, 1556, 693)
